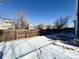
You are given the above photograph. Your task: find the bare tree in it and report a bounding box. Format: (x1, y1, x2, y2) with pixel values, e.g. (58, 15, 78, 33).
(54, 16, 70, 29)
(17, 10, 28, 29)
(37, 22, 45, 29)
(47, 25, 53, 29)
(15, 23, 20, 29)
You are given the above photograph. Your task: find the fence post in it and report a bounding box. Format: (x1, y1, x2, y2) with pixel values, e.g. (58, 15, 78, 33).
(15, 30, 18, 39)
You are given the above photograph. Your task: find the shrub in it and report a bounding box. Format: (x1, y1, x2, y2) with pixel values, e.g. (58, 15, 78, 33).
(76, 40, 79, 46)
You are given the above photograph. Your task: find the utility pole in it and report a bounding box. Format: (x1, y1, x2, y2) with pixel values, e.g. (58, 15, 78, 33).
(76, 0, 79, 37)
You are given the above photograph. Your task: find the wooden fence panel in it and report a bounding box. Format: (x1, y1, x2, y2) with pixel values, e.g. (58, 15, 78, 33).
(0, 29, 39, 42)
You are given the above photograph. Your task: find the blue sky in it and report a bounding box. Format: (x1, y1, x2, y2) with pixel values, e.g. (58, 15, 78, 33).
(0, 0, 76, 25)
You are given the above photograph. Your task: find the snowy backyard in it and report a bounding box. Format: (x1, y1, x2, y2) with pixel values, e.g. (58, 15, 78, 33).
(0, 0, 79, 59)
(0, 36, 79, 59)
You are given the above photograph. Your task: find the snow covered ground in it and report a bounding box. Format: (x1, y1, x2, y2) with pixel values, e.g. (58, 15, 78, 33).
(0, 36, 79, 59)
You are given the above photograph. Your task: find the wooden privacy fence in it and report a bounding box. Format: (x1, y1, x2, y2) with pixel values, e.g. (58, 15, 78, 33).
(0, 29, 39, 42)
(15, 29, 39, 39)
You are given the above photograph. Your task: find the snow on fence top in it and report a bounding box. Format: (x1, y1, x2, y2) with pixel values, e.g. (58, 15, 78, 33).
(0, 36, 79, 59)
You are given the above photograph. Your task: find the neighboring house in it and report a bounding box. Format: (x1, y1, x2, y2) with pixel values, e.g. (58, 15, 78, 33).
(0, 20, 15, 29)
(37, 24, 47, 29)
(47, 24, 55, 29)
(27, 24, 36, 29)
